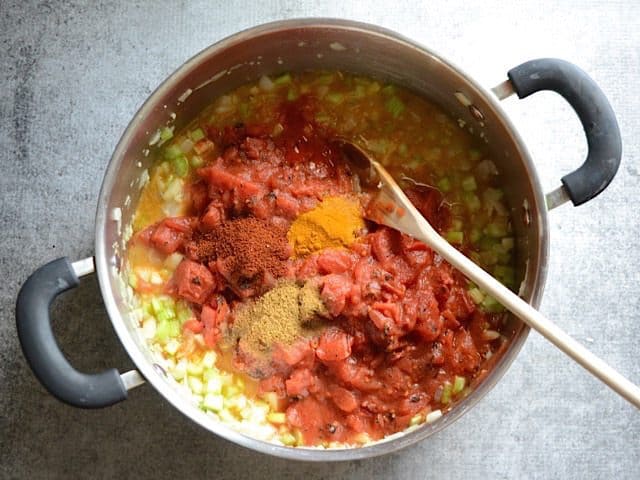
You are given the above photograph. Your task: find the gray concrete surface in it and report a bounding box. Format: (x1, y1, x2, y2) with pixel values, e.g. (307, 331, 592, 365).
(1, 1, 639, 478)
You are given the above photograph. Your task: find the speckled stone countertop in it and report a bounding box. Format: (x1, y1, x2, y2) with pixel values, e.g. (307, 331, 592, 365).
(1, 1, 638, 478)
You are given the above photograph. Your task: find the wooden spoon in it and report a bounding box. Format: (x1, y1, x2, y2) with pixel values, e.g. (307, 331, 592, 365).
(334, 138, 640, 409)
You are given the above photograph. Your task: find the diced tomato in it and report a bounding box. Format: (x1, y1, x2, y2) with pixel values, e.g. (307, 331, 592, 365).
(405, 186, 451, 232)
(188, 181, 209, 214)
(274, 192, 300, 218)
(328, 385, 358, 413)
(164, 216, 197, 233)
(272, 340, 315, 368)
(201, 301, 228, 348)
(198, 166, 261, 198)
(370, 228, 398, 267)
(150, 223, 183, 254)
(200, 203, 223, 230)
(320, 274, 352, 316)
(316, 327, 353, 362)
(183, 318, 204, 334)
(285, 368, 317, 398)
(316, 249, 354, 274)
(173, 259, 215, 304)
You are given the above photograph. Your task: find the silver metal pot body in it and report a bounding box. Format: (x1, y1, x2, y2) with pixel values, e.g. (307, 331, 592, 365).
(95, 19, 548, 460)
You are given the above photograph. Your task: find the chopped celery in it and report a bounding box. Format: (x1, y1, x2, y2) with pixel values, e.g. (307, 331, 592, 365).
(159, 126, 174, 143)
(274, 73, 292, 85)
(484, 187, 504, 202)
(410, 414, 424, 426)
(463, 192, 481, 212)
(267, 412, 286, 424)
(172, 156, 189, 177)
(187, 362, 204, 377)
(171, 360, 187, 381)
(176, 301, 193, 324)
(485, 222, 509, 238)
(495, 265, 516, 286)
(451, 218, 463, 231)
(189, 128, 205, 142)
(238, 102, 249, 118)
(287, 88, 298, 101)
(470, 228, 482, 243)
(352, 85, 366, 98)
(468, 287, 485, 304)
(315, 73, 335, 85)
(235, 377, 245, 391)
(381, 84, 397, 96)
(202, 351, 217, 369)
(469, 148, 482, 161)
(189, 376, 204, 395)
(164, 339, 180, 356)
(398, 143, 408, 157)
(481, 295, 505, 313)
(155, 307, 174, 324)
(480, 250, 499, 266)
(385, 96, 405, 118)
(502, 237, 515, 250)
(203, 393, 224, 412)
(206, 376, 223, 394)
(440, 382, 452, 404)
(437, 177, 451, 192)
(453, 375, 466, 394)
(261, 392, 280, 411)
(222, 384, 240, 397)
(127, 272, 138, 289)
(461, 175, 477, 191)
(446, 231, 464, 244)
(164, 144, 182, 160)
(326, 92, 344, 104)
(190, 155, 204, 168)
(280, 432, 297, 446)
(315, 113, 331, 125)
(154, 320, 173, 343)
(367, 81, 381, 94)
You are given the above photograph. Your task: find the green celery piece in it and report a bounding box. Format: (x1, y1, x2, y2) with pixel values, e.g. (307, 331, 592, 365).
(164, 144, 182, 160)
(189, 128, 205, 142)
(274, 73, 292, 85)
(386, 96, 405, 118)
(326, 92, 344, 104)
(453, 376, 466, 394)
(173, 156, 189, 177)
(446, 231, 464, 244)
(461, 175, 477, 191)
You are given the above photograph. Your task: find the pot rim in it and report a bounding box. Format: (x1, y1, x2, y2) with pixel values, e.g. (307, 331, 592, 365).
(95, 18, 549, 461)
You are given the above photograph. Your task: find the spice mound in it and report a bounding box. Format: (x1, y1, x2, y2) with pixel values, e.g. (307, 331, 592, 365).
(287, 196, 365, 257)
(229, 280, 327, 365)
(187, 217, 291, 297)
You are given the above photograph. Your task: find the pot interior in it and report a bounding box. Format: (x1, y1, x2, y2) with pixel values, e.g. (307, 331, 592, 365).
(95, 19, 548, 460)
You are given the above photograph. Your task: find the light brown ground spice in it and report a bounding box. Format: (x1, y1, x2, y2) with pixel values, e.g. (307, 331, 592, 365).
(230, 280, 327, 357)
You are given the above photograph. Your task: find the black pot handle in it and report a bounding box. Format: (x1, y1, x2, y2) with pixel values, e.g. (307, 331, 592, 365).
(16, 257, 128, 408)
(507, 58, 622, 206)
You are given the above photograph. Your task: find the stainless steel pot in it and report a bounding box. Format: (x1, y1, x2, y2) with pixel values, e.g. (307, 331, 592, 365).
(16, 19, 621, 461)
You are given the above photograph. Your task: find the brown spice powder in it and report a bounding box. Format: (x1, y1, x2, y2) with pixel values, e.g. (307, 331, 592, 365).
(188, 217, 290, 295)
(230, 280, 327, 357)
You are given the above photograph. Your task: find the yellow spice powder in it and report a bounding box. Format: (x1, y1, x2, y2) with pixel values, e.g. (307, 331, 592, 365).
(287, 196, 365, 257)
